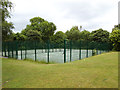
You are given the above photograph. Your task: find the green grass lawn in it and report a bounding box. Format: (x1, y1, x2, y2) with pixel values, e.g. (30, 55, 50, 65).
(2, 52, 118, 88)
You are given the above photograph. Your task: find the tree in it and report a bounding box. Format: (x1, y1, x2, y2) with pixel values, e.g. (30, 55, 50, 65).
(80, 26, 82, 32)
(13, 33, 26, 41)
(1, 0, 13, 21)
(90, 28, 110, 42)
(26, 30, 42, 41)
(1, 0, 14, 41)
(2, 21, 14, 41)
(80, 30, 90, 41)
(22, 17, 56, 41)
(51, 31, 67, 43)
(112, 24, 120, 32)
(70, 26, 79, 31)
(109, 30, 120, 51)
(65, 26, 80, 41)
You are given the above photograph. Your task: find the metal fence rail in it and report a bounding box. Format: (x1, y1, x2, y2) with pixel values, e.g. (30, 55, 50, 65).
(2, 40, 112, 63)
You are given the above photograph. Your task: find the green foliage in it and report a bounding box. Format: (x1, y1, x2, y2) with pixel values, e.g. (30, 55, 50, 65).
(112, 24, 120, 32)
(109, 30, 120, 51)
(2, 21, 14, 41)
(80, 30, 90, 41)
(22, 17, 56, 41)
(51, 31, 67, 43)
(30, 17, 44, 24)
(90, 28, 110, 42)
(66, 26, 80, 41)
(13, 33, 27, 41)
(66, 26, 91, 41)
(21, 29, 27, 36)
(70, 26, 79, 31)
(1, 0, 14, 41)
(26, 30, 42, 41)
(0, 0, 13, 21)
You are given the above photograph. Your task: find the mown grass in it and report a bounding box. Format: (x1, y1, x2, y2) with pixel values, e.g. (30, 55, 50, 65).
(2, 52, 118, 88)
(23, 59, 56, 64)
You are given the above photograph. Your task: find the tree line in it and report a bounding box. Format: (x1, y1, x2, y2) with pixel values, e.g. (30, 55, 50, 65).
(1, 0, 120, 51)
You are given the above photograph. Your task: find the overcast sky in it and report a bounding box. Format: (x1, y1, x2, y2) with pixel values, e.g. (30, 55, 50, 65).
(9, 0, 119, 33)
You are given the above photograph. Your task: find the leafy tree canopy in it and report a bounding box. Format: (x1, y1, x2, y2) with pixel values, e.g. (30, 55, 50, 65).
(90, 28, 110, 42)
(26, 30, 42, 41)
(109, 29, 120, 51)
(22, 17, 56, 41)
(66, 26, 80, 41)
(112, 24, 120, 32)
(0, 0, 13, 21)
(70, 26, 79, 31)
(1, 0, 14, 41)
(51, 31, 67, 43)
(80, 30, 90, 41)
(13, 33, 26, 41)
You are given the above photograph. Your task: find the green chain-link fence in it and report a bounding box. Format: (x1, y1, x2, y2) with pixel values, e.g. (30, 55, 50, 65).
(2, 40, 113, 63)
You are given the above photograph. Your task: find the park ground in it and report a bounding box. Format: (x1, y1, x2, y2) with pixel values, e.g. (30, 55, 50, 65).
(2, 52, 118, 88)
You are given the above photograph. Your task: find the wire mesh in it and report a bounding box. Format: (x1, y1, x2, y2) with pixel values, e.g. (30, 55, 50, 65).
(2, 40, 112, 63)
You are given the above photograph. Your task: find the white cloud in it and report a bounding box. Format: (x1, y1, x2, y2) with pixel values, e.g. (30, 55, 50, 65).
(9, 0, 119, 33)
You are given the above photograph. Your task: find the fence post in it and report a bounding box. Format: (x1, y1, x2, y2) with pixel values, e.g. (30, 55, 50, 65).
(47, 40, 50, 63)
(5, 42, 7, 57)
(70, 40, 72, 62)
(21, 49, 22, 60)
(79, 41, 81, 60)
(100, 43, 101, 54)
(64, 39, 66, 63)
(2, 48, 3, 56)
(25, 41, 27, 60)
(21, 42, 22, 60)
(35, 41, 37, 61)
(16, 41, 18, 59)
(86, 41, 88, 58)
(12, 42, 14, 58)
(92, 49, 93, 56)
(8, 42, 10, 58)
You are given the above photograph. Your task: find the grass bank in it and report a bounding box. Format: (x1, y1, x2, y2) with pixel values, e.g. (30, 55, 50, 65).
(2, 52, 118, 88)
